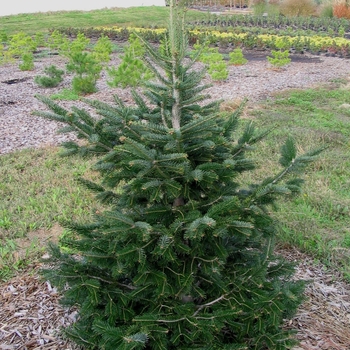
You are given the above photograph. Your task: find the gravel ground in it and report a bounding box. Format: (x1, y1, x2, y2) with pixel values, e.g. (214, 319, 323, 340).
(1, 50, 350, 154)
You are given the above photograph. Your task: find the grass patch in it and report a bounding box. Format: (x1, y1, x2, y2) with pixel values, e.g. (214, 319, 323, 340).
(0, 146, 107, 280)
(0, 234, 48, 281)
(0, 239, 22, 281)
(50, 88, 80, 101)
(0, 7, 208, 36)
(0, 146, 103, 240)
(244, 81, 350, 279)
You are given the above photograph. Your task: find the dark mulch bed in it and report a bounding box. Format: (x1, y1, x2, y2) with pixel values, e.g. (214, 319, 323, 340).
(240, 49, 324, 63)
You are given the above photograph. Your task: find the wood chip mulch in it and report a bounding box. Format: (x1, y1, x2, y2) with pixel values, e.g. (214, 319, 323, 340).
(0, 248, 349, 350)
(280, 246, 350, 350)
(0, 264, 79, 350)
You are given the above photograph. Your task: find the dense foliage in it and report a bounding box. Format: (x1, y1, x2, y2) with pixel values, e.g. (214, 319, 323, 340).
(52, 20, 350, 57)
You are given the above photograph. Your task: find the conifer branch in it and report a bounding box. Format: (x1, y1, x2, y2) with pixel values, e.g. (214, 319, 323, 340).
(83, 274, 137, 290)
(193, 294, 227, 316)
(271, 158, 296, 184)
(200, 195, 223, 208)
(116, 282, 137, 290)
(155, 317, 186, 323)
(64, 329, 95, 346)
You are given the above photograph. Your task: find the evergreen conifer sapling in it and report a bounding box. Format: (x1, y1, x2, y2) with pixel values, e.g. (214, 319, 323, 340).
(107, 34, 153, 88)
(34, 1, 323, 348)
(229, 48, 248, 66)
(34, 65, 65, 88)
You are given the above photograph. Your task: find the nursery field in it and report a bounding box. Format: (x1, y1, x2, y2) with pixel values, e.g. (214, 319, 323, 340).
(0, 5, 350, 350)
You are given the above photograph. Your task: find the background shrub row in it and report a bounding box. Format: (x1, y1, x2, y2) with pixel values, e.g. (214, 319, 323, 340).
(52, 25, 350, 58)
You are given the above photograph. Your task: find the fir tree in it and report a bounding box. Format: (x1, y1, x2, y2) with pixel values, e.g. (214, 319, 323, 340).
(34, 1, 323, 349)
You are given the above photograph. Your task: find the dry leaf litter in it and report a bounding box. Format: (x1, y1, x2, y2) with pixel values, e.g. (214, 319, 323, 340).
(0, 51, 350, 349)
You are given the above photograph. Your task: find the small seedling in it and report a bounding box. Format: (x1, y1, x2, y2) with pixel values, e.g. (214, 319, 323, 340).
(208, 58, 229, 81)
(35, 65, 64, 88)
(34, 32, 46, 47)
(47, 30, 69, 53)
(66, 51, 102, 95)
(191, 41, 228, 81)
(107, 34, 153, 88)
(8, 32, 37, 56)
(19, 52, 34, 71)
(71, 74, 99, 95)
(92, 34, 113, 63)
(267, 49, 291, 69)
(229, 48, 248, 66)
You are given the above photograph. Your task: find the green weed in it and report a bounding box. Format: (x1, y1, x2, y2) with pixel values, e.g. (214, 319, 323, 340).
(50, 88, 80, 100)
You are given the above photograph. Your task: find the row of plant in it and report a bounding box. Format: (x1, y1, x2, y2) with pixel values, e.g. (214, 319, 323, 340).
(49, 26, 166, 42)
(38, 31, 154, 94)
(3, 28, 350, 85)
(4, 23, 349, 58)
(1, 27, 349, 88)
(0, 27, 303, 93)
(41, 38, 290, 88)
(0, 31, 44, 69)
(0, 29, 166, 94)
(0, 31, 115, 94)
(189, 13, 350, 34)
(54, 21, 350, 44)
(190, 43, 291, 81)
(194, 30, 350, 55)
(188, 24, 349, 39)
(181, 0, 250, 7)
(69, 26, 350, 57)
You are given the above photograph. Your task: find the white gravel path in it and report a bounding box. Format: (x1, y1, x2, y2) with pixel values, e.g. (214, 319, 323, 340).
(1, 51, 350, 154)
